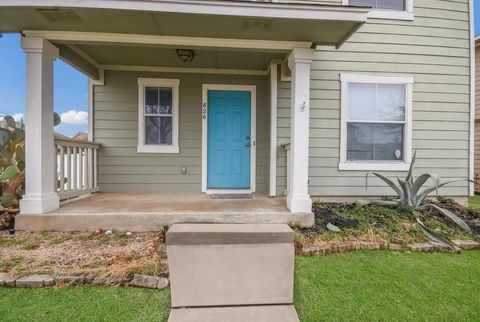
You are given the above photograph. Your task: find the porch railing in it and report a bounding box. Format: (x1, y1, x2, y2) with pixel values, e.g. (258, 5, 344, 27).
(55, 138, 101, 200)
(282, 143, 290, 196)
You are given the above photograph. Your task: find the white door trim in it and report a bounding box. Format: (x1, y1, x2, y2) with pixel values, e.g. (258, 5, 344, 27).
(269, 62, 278, 197)
(201, 84, 257, 193)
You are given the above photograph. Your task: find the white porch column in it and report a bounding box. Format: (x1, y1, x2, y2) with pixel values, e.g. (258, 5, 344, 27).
(20, 37, 60, 214)
(287, 48, 314, 213)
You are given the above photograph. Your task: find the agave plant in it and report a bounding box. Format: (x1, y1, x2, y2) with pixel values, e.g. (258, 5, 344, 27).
(357, 152, 473, 248)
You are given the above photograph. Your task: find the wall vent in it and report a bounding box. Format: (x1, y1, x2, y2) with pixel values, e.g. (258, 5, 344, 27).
(36, 9, 83, 23)
(241, 19, 272, 31)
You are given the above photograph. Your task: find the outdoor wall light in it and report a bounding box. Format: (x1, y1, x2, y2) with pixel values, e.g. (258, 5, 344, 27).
(176, 49, 195, 63)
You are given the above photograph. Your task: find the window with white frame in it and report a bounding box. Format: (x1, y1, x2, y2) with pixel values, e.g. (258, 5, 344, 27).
(137, 78, 180, 153)
(339, 74, 413, 171)
(344, 0, 413, 20)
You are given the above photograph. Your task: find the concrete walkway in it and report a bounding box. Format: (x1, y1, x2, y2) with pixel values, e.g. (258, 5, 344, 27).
(15, 193, 314, 231)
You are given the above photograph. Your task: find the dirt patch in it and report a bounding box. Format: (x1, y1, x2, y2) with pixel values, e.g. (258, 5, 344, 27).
(0, 230, 168, 286)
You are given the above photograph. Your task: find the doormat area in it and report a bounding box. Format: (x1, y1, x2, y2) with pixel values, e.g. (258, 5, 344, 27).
(210, 194, 252, 199)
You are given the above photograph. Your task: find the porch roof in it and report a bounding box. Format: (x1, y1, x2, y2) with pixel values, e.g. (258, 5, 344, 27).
(0, 1, 368, 44)
(0, 1, 369, 80)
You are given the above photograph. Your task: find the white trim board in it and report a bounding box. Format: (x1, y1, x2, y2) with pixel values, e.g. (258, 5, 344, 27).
(269, 62, 278, 197)
(23, 30, 312, 52)
(88, 79, 94, 141)
(338, 73, 414, 172)
(103, 65, 268, 76)
(201, 84, 257, 193)
(137, 77, 180, 154)
(469, 0, 475, 196)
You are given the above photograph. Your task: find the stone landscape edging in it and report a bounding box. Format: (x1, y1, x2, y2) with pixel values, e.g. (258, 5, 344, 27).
(298, 240, 480, 256)
(0, 273, 169, 290)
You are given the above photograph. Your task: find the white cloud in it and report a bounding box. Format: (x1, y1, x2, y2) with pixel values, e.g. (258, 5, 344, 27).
(12, 113, 24, 123)
(60, 110, 88, 124)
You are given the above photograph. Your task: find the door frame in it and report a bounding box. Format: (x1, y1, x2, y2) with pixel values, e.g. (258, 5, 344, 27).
(201, 84, 257, 193)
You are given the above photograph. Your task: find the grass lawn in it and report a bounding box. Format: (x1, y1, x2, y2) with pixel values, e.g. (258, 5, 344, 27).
(0, 286, 171, 322)
(1, 251, 480, 321)
(469, 195, 480, 210)
(295, 250, 480, 322)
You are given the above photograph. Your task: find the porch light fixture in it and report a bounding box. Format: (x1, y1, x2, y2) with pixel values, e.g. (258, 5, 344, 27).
(176, 49, 195, 63)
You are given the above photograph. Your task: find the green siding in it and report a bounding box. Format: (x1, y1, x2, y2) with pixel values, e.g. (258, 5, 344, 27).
(275, 0, 472, 197)
(93, 71, 269, 193)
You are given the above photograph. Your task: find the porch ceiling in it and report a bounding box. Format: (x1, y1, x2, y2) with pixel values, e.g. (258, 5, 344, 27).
(70, 44, 286, 70)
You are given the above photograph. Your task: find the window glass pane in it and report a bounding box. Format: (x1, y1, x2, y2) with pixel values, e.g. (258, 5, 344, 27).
(145, 87, 159, 114)
(376, 84, 405, 121)
(145, 116, 173, 145)
(348, 83, 406, 122)
(377, 0, 405, 10)
(349, 0, 376, 7)
(145, 116, 160, 145)
(160, 117, 173, 145)
(347, 123, 404, 161)
(347, 84, 376, 121)
(159, 88, 173, 114)
(349, 0, 405, 10)
(347, 123, 374, 160)
(374, 124, 403, 160)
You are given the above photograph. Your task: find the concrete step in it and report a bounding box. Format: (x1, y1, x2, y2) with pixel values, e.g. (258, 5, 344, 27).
(168, 305, 299, 322)
(167, 224, 295, 308)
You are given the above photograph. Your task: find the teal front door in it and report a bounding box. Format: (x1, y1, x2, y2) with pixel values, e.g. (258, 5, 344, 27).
(207, 90, 251, 189)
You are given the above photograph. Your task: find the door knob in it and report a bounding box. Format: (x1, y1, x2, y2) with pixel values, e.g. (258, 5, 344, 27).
(246, 136, 251, 147)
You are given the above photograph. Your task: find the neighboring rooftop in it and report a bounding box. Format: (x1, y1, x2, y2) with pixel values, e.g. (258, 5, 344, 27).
(72, 132, 88, 141)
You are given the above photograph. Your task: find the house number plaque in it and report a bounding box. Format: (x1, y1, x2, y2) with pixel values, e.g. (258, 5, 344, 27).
(202, 103, 207, 119)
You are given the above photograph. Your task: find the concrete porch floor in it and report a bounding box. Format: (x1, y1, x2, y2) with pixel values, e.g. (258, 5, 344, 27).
(15, 193, 314, 232)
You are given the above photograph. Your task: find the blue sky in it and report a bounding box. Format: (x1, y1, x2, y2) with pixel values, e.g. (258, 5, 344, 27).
(1, 3, 480, 137)
(0, 34, 88, 137)
(476, 0, 480, 37)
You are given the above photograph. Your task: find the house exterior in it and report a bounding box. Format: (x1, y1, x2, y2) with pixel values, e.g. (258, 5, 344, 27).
(0, 0, 475, 225)
(475, 37, 480, 189)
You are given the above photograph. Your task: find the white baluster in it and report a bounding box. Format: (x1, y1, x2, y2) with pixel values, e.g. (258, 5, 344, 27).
(54, 145, 58, 192)
(66, 146, 71, 192)
(87, 148, 93, 189)
(72, 147, 77, 193)
(59, 146, 65, 193)
(94, 148, 98, 189)
(78, 147, 83, 191)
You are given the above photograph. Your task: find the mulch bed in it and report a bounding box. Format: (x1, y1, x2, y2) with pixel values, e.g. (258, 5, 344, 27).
(0, 230, 168, 286)
(429, 200, 480, 235)
(295, 199, 480, 254)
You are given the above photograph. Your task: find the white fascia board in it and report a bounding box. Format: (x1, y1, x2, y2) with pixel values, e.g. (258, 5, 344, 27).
(2, 0, 369, 22)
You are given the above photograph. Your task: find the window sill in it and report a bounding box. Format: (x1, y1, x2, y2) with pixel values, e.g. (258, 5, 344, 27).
(137, 145, 179, 154)
(339, 162, 410, 171)
(368, 10, 414, 21)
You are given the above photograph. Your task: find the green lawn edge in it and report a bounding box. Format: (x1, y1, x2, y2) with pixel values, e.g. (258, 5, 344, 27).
(2, 250, 480, 322)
